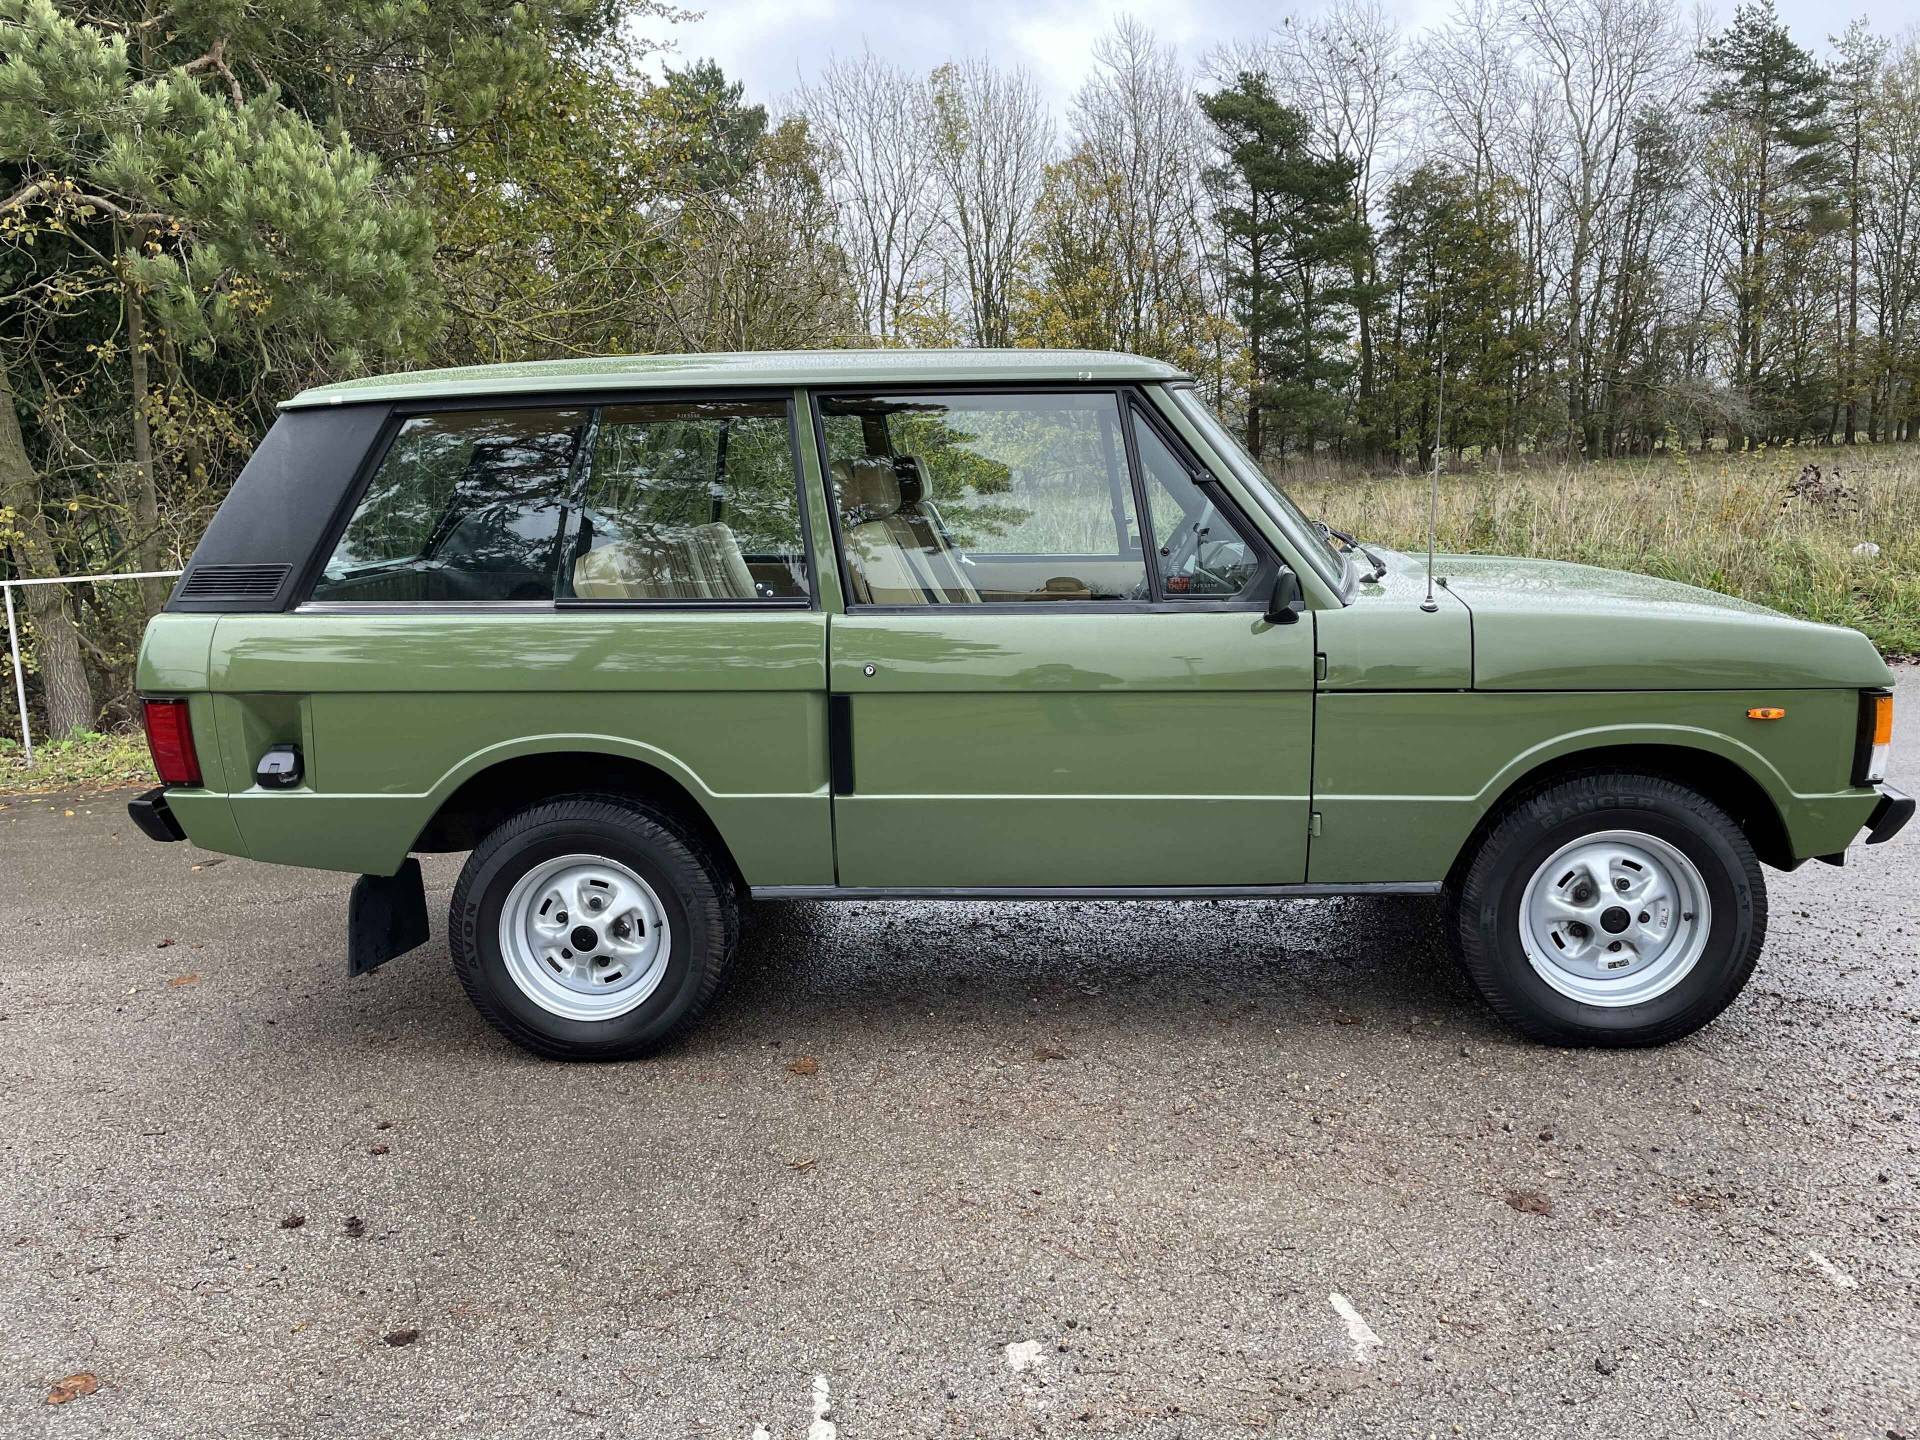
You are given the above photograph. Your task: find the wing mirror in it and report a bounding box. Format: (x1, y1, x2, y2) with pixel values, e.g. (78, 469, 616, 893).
(1264, 568, 1305, 625)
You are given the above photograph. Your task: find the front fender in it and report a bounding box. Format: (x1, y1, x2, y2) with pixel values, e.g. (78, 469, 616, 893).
(1308, 688, 1876, 883)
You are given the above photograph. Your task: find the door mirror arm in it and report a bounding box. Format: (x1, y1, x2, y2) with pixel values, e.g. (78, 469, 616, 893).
(1264, 568, 1305, 626)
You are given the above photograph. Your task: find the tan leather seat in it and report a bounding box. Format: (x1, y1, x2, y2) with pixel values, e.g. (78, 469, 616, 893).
(572, 522, 757, 599)
(833, 457, 978, 605)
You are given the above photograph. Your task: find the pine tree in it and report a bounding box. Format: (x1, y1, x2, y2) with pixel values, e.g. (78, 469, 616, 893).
(1200, 73, 1366, 460)
(1698, 0, 1839, 447)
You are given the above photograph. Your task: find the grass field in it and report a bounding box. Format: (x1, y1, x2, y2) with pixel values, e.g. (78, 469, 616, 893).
(1291, 445, 1920, 657)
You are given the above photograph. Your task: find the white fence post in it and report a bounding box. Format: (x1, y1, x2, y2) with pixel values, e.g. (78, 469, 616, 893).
(1, 569, 182, 769)
(3, 582, 29, 767)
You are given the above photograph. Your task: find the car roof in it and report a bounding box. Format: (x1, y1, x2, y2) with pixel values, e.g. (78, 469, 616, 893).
(281, 349, 1191, 410)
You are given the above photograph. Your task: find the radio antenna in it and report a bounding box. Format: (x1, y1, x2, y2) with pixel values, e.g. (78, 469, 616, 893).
(1421, 310, 1444, 614)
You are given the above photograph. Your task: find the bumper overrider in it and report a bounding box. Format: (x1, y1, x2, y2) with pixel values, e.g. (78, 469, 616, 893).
(1867, 784, 1914, 845)
(127, 786, 186, 843)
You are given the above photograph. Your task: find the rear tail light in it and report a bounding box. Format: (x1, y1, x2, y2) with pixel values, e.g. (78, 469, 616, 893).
(1855, 689, 1893, 786)
(141, 698, 202, 787)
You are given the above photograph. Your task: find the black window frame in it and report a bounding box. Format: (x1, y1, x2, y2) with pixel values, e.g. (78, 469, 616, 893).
(807, 381, 1281, 616)
(296, 388, 819, 613)
(1121, 390, 1279, 607)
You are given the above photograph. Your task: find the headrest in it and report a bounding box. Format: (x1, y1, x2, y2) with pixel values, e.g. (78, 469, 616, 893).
(892, 455, 924, 508)
(832, 457, 901, 521)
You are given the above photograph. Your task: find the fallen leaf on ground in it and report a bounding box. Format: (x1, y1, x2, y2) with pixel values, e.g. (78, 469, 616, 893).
(1032, 1044, 1068, 1061)
(788, 1156, 816, 1172)
(279, 1214, 306, 1230)
(368, 1144, 389, 1156)
(154, 938, 174, 949)
(383, 1328, 419, 1347)
(167, 974, 199, 987)
(343, 1216, 365, 1238)
(1504, 1189, 1554, 1217)
(46, 1374, 97, 1405)
(786, 1056, 818, 1077)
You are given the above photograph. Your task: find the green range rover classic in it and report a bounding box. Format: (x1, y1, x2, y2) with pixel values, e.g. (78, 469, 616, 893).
(128, 349, 1911, 1060)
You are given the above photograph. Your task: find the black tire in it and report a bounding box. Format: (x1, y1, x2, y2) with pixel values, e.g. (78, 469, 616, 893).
(449, 794, 738, 1061)
(1448, 772, 1767, 1047)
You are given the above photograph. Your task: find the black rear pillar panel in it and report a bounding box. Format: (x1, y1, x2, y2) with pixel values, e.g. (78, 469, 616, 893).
(167, 404, 392, 614)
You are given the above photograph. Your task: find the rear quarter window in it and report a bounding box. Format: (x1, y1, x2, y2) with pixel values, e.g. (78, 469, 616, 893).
(309, 399, 809, 605)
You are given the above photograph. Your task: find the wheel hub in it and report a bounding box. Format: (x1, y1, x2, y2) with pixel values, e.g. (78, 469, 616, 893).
(1517, 830, 1712, 1008)
(498, 854, 671, 1021)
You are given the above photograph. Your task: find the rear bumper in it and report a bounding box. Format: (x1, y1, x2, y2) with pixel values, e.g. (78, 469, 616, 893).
(127, 786, 186, 843)
(1866, 784, 1913, 845)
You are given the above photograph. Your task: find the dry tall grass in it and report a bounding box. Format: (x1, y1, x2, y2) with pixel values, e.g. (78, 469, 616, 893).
(1287, 447, 1920, 655)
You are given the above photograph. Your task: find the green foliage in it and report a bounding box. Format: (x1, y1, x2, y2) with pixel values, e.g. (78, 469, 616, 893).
(1378, 165, 1531, 464)
(0, 726, 151, 793)
(1199, 73, 1366, 460)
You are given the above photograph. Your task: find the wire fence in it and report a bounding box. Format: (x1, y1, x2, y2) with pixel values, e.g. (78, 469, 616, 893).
(1, 569, 182, 767)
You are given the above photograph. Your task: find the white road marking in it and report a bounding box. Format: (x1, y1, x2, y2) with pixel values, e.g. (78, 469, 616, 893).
(1329, 1292, 1382, 1363)
(1004, 1339, 1047, 1372)
(1808, 1249, 1859, 1290)
(807, 1374, 836, 1440)
(751, 1428, 772, 1440)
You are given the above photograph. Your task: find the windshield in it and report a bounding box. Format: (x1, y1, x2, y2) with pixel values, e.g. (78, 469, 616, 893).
(1167, 386, 1348, 592)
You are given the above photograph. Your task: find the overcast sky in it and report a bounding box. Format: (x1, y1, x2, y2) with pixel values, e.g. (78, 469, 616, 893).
(637, 0, 1918, 115)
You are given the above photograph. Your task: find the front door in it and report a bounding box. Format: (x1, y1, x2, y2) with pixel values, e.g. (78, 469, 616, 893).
(816, 386, 1316, 890)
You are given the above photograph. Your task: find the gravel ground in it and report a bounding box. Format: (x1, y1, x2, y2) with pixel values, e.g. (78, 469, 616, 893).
(1, 673, 1915, 1439)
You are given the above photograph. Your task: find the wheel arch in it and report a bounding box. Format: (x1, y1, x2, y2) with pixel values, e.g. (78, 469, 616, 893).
(1452, 735, 1796, 884)
(411, 741, 746, 894)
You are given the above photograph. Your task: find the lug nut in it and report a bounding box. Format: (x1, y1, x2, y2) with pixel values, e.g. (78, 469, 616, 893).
(1638, 911, 1649, 923)
(1615, 878, 1630, 892)
(1607, 941, 1622, 952)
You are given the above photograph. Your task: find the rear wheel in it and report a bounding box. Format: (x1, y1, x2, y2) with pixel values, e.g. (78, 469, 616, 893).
(1449, 772, 1767, 1047)
(450, 794, 738, 1061)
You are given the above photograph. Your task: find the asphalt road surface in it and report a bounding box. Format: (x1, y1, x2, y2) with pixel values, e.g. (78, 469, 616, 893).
(2, 674, 1916, 1439)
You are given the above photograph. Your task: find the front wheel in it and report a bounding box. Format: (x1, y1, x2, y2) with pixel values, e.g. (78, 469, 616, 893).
(449, 794, 738, 1061)
(1448, 772, 1767, 1047)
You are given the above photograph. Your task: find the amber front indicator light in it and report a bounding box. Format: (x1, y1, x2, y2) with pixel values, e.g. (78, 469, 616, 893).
(1746, 707, 1786, 721)
(1855, 689, 1893, 786)
(141, 698, 202, 787)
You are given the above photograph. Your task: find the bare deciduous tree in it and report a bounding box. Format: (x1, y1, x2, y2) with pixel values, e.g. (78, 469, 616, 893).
(927, 58, 1053, 349)
(795, 50, 942, 343)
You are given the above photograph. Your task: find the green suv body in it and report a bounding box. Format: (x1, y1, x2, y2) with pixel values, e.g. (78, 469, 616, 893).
(130, 349, 1911, 1058)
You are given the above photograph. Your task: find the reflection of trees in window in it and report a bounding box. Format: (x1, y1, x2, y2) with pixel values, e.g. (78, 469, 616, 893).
(822, 393, 1134, 555)
(317, 409, 586, 602)
(586, 401, 803, 557)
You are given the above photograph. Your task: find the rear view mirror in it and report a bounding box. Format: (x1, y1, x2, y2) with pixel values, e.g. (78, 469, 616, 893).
(1265, 568, 1304, 626)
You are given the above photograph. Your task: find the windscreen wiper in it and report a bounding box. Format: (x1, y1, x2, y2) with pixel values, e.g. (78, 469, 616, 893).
(1319, 522, 1388, 583)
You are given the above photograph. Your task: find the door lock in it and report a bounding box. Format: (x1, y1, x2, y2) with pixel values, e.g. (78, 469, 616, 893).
(862, 663, 877, 677)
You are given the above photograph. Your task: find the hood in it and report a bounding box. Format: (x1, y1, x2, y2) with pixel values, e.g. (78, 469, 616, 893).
(1439, 555, 1893, 691)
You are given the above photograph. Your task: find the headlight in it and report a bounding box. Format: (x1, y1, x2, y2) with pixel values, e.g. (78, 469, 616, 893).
(1855, 689, 1894, 786)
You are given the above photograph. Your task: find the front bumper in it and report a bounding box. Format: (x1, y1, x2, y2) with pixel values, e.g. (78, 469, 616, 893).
(127, 786, 186, 843)
(1866, 784, 1913, 845)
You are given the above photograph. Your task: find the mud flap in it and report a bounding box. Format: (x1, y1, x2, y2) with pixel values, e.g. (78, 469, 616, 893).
(348, 858, 429, 977)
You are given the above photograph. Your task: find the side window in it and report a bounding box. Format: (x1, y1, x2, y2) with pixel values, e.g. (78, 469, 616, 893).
(1132, 411, 1263, 599)
(820, 391, 1147, 605)
(313, 409, 587, 603)
(573, 400, 807, 601)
